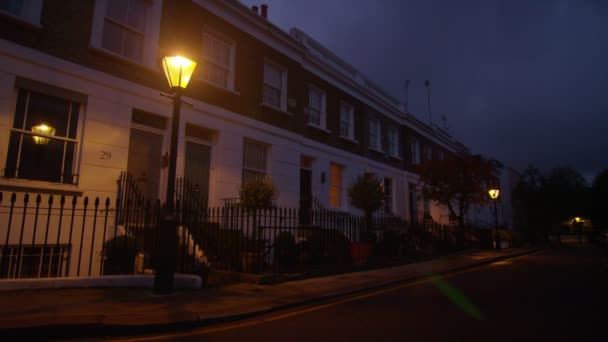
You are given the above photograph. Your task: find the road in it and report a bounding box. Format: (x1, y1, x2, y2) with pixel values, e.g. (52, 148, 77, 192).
(106, 246, 608, 341)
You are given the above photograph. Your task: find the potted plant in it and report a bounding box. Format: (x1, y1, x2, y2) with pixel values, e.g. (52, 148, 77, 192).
(194, 251, 212, 288)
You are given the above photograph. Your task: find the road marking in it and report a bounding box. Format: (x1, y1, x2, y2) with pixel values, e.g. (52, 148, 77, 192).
(109, 252, 538, 341)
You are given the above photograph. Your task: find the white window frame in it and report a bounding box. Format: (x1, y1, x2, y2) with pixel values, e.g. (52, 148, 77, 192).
(387, 126, 399, 157)
(307, 85, 326, 129)
(410, 138, 420, 165)
(368, 119, 381, 151)
(90, 0, 162, 68)
(262, 60, 288, 111)
(242, 139, 268, 182)
(339, 101, 355, 140)
(201, 28, 236, 90)
(4, 86, 84, 186)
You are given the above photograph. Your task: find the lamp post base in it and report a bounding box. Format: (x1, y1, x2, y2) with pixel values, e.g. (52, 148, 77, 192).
(153, 215, 178, 294)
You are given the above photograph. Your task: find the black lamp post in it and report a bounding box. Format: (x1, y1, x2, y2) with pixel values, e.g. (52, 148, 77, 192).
(488, 188, 500, 250)
(153, 55, 197, 294)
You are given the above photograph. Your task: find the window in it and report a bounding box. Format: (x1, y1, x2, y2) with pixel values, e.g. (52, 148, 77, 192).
(0, 245, 70, 279)
(242, 139, 267, 182)
(368, 119, 381, 150)
(383, 177, 393, 213)
(5, 89, 81, 184)
(90, 0, 161, 67)
(437, 150, 444, 160)
(0, 0, 43, 25)
(329, 163, 343, 208)
(202, 30, 235, 89)
(308, 86, 326, 128)
(387, 126, 399, 157)
(423, 144, 432, 161)
(339, 101, 355, 139)
(263, 61, 287, 110)
(101, 0, 149, 62)
(410, 138, 420, 165)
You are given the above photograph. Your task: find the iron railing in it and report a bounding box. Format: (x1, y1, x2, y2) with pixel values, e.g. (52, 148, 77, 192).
(0, 181, 476, 280)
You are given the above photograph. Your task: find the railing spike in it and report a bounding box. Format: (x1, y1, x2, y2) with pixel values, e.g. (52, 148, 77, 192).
(36, 194, 42, 204)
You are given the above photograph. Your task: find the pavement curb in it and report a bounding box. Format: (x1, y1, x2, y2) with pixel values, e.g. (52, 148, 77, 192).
(0, 248, 541, 339)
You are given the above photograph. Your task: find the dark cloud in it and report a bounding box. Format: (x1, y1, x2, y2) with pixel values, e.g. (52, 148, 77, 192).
(241, 0, 608, 175)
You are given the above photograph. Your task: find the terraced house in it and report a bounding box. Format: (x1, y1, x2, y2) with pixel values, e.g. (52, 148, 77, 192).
(0, 0, 474, 280)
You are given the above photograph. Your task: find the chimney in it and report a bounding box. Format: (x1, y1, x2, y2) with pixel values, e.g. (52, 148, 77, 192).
(261, 4, 268, 19)
(252, 5, 258, 14)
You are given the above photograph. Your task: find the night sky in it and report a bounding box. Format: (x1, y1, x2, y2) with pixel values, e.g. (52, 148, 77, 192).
(240, 0, 608, 179)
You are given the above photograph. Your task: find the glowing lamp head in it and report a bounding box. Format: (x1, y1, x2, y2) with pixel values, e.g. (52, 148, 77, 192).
(574, 217, 582, 223)
(162, 55, 197, 89)
(488, 189, 500, 200)
(31, 124, 56, 145)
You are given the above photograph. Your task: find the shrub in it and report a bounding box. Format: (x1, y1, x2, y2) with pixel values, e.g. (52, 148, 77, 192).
(347, 174, 384, 228)
(103, 235, 138, 275)
(239, 176, 279, 208)
(300, 229, 352, 266)
(274, 232, 300, 273)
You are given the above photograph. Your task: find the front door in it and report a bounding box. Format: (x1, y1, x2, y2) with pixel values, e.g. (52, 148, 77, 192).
(184, 141, 211, 207)
(299, 168, 312, 225)
(127, 129, 163, 201)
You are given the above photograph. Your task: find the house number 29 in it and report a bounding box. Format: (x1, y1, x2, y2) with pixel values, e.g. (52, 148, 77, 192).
(100, 151, 112, 160)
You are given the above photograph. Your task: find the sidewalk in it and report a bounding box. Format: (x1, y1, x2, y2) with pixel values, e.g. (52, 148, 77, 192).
(0, 248, 539, 338)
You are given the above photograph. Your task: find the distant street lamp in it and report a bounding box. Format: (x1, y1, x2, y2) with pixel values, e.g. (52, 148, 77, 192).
(154, 55, 197, 294)
(488, 188, 500, 250)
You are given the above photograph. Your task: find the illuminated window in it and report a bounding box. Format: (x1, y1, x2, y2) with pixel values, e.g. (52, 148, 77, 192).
(368, 119, 381, 150)
(339, 101, 354, 139)
(263, 61, 287, 110)
(242, 139, 267, 182)
(329, 163, 343, 208)
(5, 88, 81, 184)
(202, 29, 235, 89)
(308, 85, 326, 128)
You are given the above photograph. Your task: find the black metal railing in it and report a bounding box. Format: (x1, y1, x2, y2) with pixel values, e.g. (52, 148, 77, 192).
(1, 183, 478, 281)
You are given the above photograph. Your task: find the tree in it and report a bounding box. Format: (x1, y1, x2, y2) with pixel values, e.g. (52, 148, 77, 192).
(514, 165, 589, 243)
(238, 176, 279, 208)
(347, 173, 384, 230)
(416, 154, 499, 231)
(590, 169, 608, 229)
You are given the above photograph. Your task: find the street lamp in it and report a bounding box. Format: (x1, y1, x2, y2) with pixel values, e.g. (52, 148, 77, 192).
(154, 55, 197, 294)
(488, 188, 500, 250)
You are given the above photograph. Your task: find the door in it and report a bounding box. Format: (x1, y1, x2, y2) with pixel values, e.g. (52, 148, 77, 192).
(299, 168, 312, 225)
(127, 129, 163, 201)
(184, 141, 211, 207)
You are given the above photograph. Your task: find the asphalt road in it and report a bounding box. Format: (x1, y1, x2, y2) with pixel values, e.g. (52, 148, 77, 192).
(108, 246, 608, 342)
